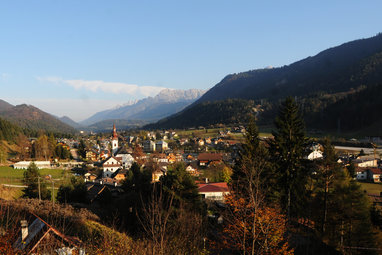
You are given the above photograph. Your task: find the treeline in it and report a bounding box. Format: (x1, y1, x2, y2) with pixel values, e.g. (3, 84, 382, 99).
(218, 97, 381, 254)
(147, 98, 256, 129)
(0, 117, 23, 141)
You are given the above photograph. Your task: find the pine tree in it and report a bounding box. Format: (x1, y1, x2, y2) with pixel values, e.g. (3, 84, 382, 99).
(230, 117, 270, 198)
(270, 97, 309, 220)
(22, 162, 51, 200)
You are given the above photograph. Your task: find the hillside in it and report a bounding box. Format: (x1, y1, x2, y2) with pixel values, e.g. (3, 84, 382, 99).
(59, 116, 82, 129)
(0, 103, 76, 134)
(0, 117, 23, 141)
(146, 99, 255, 129)
(81, 88, 205, 126)
(85, 119, 149, 132)
(0, 99, 13, 111)
(148, 33, 382, 134)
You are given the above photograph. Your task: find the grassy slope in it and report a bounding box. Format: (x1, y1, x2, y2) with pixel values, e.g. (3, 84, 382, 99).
(358, 181, 382, 195)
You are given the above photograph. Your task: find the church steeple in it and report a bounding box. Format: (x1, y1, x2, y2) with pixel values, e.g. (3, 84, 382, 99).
(112, 123, 118, 155)
(112, 123, 117, 139)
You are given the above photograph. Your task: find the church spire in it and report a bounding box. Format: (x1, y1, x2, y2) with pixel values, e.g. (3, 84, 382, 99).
(113, 123, 117, 139)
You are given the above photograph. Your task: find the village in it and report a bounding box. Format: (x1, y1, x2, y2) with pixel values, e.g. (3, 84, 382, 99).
(7, 124, 382, 208)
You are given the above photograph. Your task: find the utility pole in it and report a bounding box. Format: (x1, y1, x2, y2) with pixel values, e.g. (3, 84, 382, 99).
(51, 180, 55, 208)
(38, 177, 41, 201)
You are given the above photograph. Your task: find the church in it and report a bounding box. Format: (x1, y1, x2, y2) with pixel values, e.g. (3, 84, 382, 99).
(102, 124, 135, 178)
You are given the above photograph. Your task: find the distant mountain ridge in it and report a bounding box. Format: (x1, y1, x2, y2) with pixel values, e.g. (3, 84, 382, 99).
(81, 88, 205, 126)
(147, 33, 382, 135)
(59, 116, 82, 129)
(0, 101, 76, 134)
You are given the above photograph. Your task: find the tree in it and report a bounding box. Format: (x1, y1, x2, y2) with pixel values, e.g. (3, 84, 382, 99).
(221, 193, 293, 255)
(16, 134, 30, 160)
(22, 162, 51, 200)
(270, 97, 309, 220)
(315, 138, 342, 233)
(224, 118, 292, 254)
(34, 134, 51, 160)
(57, 176, 87, 204)
(77, 139, 87, 159)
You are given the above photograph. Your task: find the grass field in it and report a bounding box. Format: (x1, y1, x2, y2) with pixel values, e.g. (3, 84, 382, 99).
(0, 166, 72, 186)
(358, 181, 382, 195)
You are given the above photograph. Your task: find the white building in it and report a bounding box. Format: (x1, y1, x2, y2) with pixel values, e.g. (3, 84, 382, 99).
(115, 153, 135, 169)
(198, 182, 229, 202)
(13, 161, 51, 170)
(102, 157, 122, 178)
(307, 150, 323, 160)
(156, 140, 168, 152)
(143, 140, 156, 152)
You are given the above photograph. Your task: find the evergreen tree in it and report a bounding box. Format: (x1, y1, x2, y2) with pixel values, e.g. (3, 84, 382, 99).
(22, 162, 51, 200)
(77, 139, 87, 159)
(315, 138, 342, 233)
(230, 117, 271, 199)
(57, 176, 87, 203)
(270, 97, 309, 220)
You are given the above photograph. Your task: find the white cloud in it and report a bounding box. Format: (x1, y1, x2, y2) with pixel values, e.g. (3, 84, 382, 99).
(37, 76, 167, 97)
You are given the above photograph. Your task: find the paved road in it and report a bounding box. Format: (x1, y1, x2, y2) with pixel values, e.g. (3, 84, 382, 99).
(2, 184, 27, 188)
(334, 146, 382, 154)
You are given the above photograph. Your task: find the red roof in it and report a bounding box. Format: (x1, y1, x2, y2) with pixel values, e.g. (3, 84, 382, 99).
(197, 153, 223, 161)
(198, 182, 229, 193)
(369, 168, 382, 174)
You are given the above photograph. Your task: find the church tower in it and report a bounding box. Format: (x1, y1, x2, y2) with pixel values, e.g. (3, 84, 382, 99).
(112, 124, 119, 155)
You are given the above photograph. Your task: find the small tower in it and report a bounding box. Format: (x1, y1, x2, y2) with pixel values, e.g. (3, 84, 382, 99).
(112, 124, 119, 155)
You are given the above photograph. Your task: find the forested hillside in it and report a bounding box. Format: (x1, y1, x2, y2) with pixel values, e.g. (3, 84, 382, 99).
(0, 103, 76, 135)
(148, 33, 382, 134)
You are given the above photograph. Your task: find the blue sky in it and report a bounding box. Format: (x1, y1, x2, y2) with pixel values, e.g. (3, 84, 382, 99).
(0, 1, 381, 121)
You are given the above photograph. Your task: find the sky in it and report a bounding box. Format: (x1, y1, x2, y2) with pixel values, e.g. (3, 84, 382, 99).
(0, 1, 381, 121)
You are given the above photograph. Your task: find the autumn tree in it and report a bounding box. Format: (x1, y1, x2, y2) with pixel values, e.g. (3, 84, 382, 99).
(33, 134, 50, 160)
(16, 133, 30, 160)
(222, 193, 293, 255)
(222, 118, 292, 254)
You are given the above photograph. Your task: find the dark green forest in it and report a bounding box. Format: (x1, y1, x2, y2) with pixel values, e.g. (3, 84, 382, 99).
(147, 33, 382, 134)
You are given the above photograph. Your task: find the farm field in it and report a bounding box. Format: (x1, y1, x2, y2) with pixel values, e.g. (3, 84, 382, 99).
(0, 166, 71, 186)
(358, 181, 382, 195)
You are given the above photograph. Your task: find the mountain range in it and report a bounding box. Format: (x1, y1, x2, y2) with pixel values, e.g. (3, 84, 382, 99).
(147, 33, 382, 135)
(80, 88, 205, 127)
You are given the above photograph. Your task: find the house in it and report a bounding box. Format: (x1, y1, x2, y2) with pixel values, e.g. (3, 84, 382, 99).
(153, 153, 168, 163)
(86, 150, 99, 162)
(156, 140, 168, 152)
(198, 153, 223, 167)
(198, 139, 205, 146)
(167, 153, 176, 164)
(13, 214, 83, 254)
(355, 168, 367, 181)
(143, 140, 156, 152)
(198, 182, 229, 202)
(307, 150, 323, 160)
(84, 172, 97, 182)
(353, 157, 378, 168)
(366, 168, 382, 183)
(114, 169, 128, 182)
(115, 152, 135, 169)
(102, 157, 122, 178)
(13, 161, 51, 170)
(185, 164, 200, 176)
